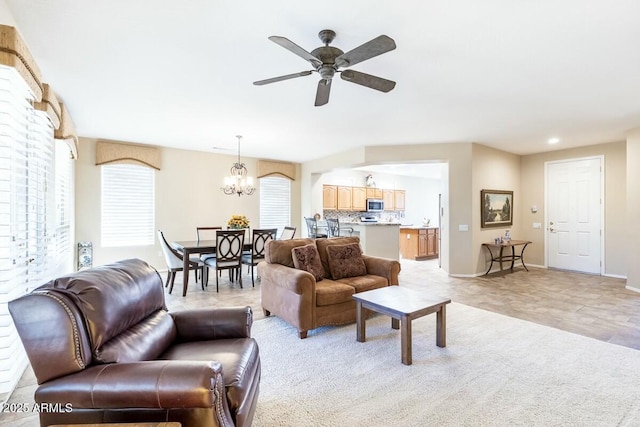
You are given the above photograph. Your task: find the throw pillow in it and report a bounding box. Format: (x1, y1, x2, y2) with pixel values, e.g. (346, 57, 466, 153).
(326, 243, 367, 280)
(291, 244, 324, 281)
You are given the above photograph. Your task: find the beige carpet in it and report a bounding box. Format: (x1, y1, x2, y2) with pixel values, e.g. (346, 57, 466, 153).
(251, 303, 640, 427)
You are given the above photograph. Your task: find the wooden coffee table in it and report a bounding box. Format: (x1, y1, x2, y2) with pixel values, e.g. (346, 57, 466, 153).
(353, 286, 451, 365)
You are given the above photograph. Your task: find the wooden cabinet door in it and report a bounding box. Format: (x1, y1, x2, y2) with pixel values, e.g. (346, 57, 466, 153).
(418, 230, 428, 257)
(426, 228, 438, 256)
(366, 188, 383, 199)
(394, 190, 406, 211)
(399, 229, 418, 260)
(382, 189, 394, 210)
(337, 186, 352, 210)
(323, 185, 337, 209)
(352, 187, 367, 211)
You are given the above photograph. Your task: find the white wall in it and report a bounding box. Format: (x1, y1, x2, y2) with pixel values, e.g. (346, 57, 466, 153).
(75, 137, 301, 271)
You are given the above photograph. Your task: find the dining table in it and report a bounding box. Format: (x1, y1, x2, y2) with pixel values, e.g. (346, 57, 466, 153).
(172, 239, 252, 297)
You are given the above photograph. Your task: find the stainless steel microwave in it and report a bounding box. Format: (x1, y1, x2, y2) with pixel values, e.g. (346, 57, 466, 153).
(366, 199, 384, 212)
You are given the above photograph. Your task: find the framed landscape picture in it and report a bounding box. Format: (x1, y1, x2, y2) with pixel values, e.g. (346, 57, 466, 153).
(481, 189, 513, 228)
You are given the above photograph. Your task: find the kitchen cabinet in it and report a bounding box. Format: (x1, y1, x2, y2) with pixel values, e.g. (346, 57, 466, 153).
(426, 228, 438, 257)
(324, 185, 405, 211)
(394, 190, 405, 211)
(323, 185, 337, 209)
(399, 227, 438, 260)
(337, 186, 352, 210)
(366, 187, 382, 199)
(382, 189, 395, 211)
(352, 187, 367, 211)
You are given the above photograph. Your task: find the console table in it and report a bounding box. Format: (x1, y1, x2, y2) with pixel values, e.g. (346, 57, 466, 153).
(482, 239, 531, 275)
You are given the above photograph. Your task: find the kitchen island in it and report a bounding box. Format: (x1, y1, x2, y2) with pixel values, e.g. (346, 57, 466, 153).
(399, 226, 439, 260)
(342, 222, 400, 260)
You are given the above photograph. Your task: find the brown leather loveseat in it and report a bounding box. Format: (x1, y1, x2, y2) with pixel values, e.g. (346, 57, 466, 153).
(9, 258, 260, 427)
(258, 236, 401, 338)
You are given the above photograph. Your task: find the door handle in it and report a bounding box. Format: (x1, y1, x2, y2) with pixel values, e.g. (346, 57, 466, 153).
(549, 228, 555, 232)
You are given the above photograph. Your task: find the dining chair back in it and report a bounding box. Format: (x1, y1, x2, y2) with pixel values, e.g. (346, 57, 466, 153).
(196, 226, 222, 242)
(242, 228, 277, 286)
(279, 226, 296, 240)
(157, 230, 204, 294)
(326, 218, 354, 238)
(204, 230, 245, 292)
(304, 217, 328, 239)
(196, 226, 222, 262)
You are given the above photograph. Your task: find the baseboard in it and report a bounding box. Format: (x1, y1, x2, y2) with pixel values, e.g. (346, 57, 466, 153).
(604, 273, 627, 279)
(625, 285, 640, 293)
(527, 264, 546, 269)
(453, 264, 546, 278)
(449, 273, 481, 278)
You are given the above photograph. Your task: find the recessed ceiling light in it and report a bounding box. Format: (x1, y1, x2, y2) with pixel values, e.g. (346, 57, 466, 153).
(548, 137, 560, 144)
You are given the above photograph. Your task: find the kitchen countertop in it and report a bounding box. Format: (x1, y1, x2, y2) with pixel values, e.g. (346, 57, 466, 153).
(400, 225, 439, 230)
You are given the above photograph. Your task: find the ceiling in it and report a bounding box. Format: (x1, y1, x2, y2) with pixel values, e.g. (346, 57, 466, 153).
(4, 1, 640, 164)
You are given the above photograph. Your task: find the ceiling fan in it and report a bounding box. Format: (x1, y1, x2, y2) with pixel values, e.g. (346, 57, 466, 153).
(253, 29, 397, 106)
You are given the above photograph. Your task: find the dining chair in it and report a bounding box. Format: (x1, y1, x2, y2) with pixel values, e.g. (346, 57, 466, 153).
(279, 226, 296, 240)
(196, 226, 222, 263)
(326, 218, 354, 238)
(157, 230, 205, 294)
(204, 230, 245, 292)
(242, 228, 277, 286)
(304, 217, 328, 239)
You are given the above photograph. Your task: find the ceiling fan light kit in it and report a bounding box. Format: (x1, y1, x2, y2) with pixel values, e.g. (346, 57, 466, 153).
(254, 29, 396, 106)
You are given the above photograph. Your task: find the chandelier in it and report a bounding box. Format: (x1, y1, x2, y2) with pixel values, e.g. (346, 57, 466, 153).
(221, 135, 256, 196)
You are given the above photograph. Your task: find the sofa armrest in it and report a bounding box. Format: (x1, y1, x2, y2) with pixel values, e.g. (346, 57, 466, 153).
(36, 360, 233, 423)
(257, 262, 316, 295)
(170, 306, 253, 341)
(362, 255, 402, 286)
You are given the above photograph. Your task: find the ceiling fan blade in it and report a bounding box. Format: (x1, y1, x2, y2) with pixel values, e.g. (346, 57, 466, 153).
(341, 69, 396, 92)
(335, 35, 396, 68)
(268, 36, 323, 68)
(253, 70, 313, 86)
(314, 79, 332, 106)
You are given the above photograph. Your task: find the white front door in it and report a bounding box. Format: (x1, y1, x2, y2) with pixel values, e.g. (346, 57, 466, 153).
(546, 157, 602, 274)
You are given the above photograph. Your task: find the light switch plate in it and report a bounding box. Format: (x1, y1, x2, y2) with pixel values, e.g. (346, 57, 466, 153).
(533, 222, 541, 229)
(459, 224, 469, 232)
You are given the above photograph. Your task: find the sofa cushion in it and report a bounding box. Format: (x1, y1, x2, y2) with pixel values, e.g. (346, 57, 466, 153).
(316, 236, 361, 278)
(336, 274, 389, 293)
(291, 244, 324, 281)
(95, 310, 177, 363)
(265, 238, 315, 267)
(314, 279, 356, 306)
(326, 243, 367, 280)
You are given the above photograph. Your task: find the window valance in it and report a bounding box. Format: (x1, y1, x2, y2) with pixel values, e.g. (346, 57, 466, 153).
(0, 25, 43, 101)
(96, 141, 161, 170)
(257, 160, 296, 181)
(54, 103, 78, 159)
(35, 83, 62, 129)
(1, 24, 79, 159)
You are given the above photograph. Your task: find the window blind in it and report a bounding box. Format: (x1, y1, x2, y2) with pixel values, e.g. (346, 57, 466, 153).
(259, 176, 291, 234)
(0, 65, 76, 400)
(101, 164, 155, 247)
(53, 140, 73, 276)
(0, 66, 39, 399)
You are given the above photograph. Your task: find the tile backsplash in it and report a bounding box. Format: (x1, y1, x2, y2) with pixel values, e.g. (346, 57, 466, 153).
(322, 210, 405, 222)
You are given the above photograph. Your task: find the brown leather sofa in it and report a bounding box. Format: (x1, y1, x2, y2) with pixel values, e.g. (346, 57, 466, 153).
(9, 258, 260, 427)
(258, 236, 401, 338)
